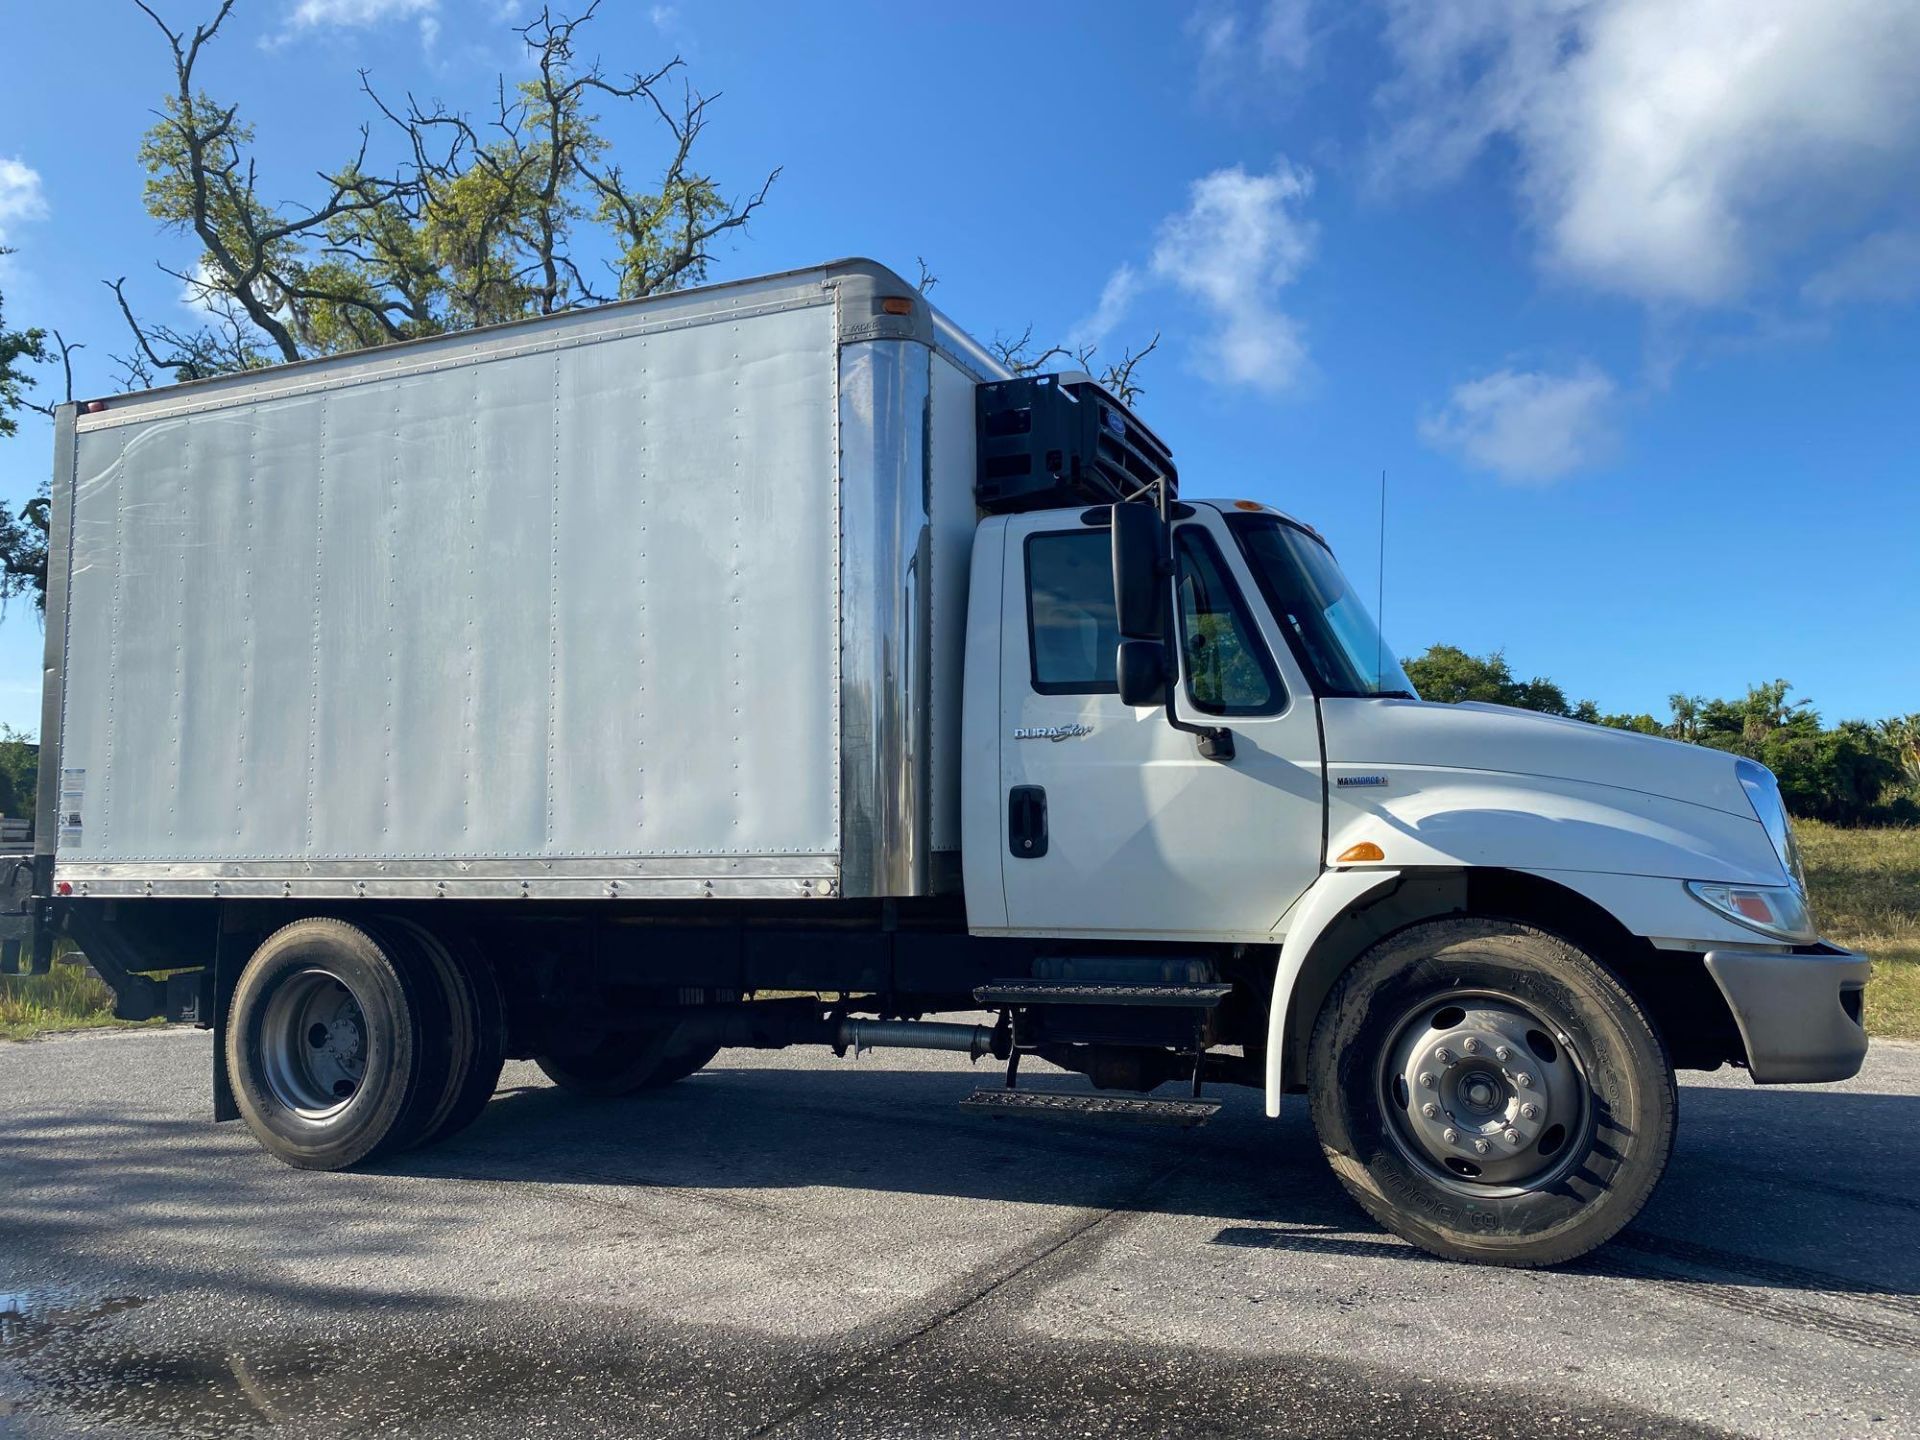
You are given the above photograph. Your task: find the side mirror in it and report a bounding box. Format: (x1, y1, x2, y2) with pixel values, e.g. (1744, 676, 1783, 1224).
(1111, 502, 1167, 641)
(1116, 639, 1170, 707)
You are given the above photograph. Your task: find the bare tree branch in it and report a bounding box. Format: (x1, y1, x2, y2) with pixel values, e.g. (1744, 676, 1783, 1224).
(23, 331, 82, 418)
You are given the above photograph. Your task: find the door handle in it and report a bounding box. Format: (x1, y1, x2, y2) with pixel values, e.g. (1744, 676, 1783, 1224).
(1008, 785, 1048, 859)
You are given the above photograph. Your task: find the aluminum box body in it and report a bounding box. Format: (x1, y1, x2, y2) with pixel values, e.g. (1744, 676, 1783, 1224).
(45, 260, 1002, 901)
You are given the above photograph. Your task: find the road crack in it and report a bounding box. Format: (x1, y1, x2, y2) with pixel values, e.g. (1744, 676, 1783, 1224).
(739, 1154, 1187, 1439)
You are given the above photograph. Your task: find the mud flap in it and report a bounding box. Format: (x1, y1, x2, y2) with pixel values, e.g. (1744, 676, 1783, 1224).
(212, 928, 240, 1123)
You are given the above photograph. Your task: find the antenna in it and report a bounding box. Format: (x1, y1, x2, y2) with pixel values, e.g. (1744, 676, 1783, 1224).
(1376, 469, 1387, 688)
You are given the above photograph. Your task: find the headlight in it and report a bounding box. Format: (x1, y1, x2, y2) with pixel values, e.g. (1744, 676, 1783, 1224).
(1735, 759, 1807, 893)
(1686, 880, 1815, 943)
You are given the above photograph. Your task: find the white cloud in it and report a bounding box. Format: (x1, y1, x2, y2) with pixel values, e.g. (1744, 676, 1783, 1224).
(1069, 265, 1140, 351)
(1803, 230, 1920, 308)
(1420, 364, 1617, 484)
(1191, 1, 1317, 91)
(1373, 0, 1920, 306)
(179, 258, 226, 316)
(0, 157, 48, 243)
(267, 0, 439, 49)
(1257, 0, 1315, 70)
(286, 0, 437, 27)
(1148, 160, 1316, 393)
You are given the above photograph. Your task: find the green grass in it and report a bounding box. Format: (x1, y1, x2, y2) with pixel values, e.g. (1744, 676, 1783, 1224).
(0, 952, 163, 1041)
(1798, 821, 1920, 1041)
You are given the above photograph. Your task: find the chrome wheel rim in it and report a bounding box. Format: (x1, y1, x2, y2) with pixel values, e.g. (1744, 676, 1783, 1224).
(260, 967, 369, 1119)
(1378, 990, 1591, 1195)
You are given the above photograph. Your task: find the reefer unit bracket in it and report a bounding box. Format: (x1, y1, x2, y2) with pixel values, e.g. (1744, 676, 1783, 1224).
(974, 374, 1177, 514)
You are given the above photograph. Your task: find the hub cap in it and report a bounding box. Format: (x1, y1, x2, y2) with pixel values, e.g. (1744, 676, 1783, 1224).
(1380, 993, 1589, 1193)
(260, 968, 370, 1119)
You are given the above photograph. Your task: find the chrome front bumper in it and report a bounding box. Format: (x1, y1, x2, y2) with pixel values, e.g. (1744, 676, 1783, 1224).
(1704, 944, 1872, 1084)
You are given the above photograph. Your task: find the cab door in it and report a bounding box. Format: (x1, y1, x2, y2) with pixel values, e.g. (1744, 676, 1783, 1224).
(990, 506, 1324, 941)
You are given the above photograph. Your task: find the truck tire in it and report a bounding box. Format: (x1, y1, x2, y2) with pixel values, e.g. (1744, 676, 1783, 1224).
(535, 1029, 681, 1097)
(226, 918, 454, 1171)
(644, 1041, 723, 1088)
(391, 920, 507, 1148)
(1308, 917, 1675, 1267)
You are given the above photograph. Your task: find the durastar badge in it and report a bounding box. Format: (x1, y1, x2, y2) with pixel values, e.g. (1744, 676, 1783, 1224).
(1013, 724, 1094, 742)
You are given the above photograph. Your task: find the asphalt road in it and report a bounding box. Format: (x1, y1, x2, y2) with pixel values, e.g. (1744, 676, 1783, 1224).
(2, 1028, 1916, 1439)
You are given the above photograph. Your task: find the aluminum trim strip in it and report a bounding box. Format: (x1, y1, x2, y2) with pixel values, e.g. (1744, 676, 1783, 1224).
(57, 876, 837, 901)
(56, 855, 838, 881)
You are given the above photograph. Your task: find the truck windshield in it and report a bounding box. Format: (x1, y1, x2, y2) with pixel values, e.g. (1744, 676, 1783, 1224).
(1225, 513, 1417, 699)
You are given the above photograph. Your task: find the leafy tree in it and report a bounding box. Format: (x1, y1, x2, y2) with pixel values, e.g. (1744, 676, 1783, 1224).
(1877, 715, 1920, 791)
(115, 1, 778, 384)
(0, 267, 59, 613)
(1405, 647, 1912, 825)
(1667, 693, 1705, 744)
(1401, 645, 1572, 715)
(1592, 710, 1663, 736)
(0, 725, 36, 824)
(0, 264, 47, 442)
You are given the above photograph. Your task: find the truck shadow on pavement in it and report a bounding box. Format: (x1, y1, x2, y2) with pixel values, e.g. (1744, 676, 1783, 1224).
(2, 1053, 1915, 1438)
(380, 1062, 1920, 1304)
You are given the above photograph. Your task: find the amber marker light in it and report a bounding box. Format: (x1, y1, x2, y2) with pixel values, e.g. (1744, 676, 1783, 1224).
(881, 296, 915, 315)
(1337, 842, 1386, 864)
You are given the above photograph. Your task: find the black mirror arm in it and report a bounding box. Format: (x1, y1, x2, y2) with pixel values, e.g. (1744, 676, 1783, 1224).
(1164, 705, 1235, 761)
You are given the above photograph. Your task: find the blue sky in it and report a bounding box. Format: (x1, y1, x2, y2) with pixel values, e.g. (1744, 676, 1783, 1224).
(1, 0, 1916, 736)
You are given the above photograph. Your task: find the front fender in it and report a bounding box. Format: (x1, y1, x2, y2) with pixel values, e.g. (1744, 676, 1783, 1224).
(1264, 868, 1402, 1117)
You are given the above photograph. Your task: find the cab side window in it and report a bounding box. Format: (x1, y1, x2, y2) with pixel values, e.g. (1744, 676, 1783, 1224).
(1174, 527, 1283, 715)
(1025, 530, 1118, 694)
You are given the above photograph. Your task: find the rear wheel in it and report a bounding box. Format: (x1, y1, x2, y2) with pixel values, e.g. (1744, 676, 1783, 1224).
(226, 918, 453, 1170)
(536, 991, 732, 1097)
(390, 920, 506, 1148)
(535, 1029, 681, 1097)
(1309, 917, 1675, 1267)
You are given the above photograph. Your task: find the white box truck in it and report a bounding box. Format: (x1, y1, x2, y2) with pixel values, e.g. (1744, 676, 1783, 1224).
(0, 260, 1869, 1266)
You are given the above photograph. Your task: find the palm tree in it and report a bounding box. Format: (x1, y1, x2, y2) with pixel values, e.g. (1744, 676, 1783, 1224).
(1878, 715, 1920, 791)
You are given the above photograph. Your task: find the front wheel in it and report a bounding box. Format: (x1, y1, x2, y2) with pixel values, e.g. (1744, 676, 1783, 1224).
(1309, 918, 1675, 1267)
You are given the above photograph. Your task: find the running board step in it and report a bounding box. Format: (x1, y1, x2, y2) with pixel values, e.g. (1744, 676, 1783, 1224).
(973, 980, 1232, 1008)
(960, 1089, 1222, 1126)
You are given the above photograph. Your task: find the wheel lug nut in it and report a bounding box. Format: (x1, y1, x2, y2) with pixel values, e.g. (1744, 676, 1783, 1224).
(1422, 1103, 1440, 1119)
(1442, 1127, 1458, 1144)
(1462, 1037, 1479, 1054)
(1418, 1071, 1436, 1089)
(1503, 1129, 1521, 1145)
(1435, 1048, 1455, 1065)
(1521, 1103, 1540, 1120)
(1515, 1073, 1534, 1089)
(1494, 1045, 1511, 1062)
(1473, 1139, 1490, 1154)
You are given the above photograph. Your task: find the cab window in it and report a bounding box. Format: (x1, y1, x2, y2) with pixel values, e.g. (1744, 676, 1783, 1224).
(1174, 526, 1283, 715)
(1024, 530, 1118, 694)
